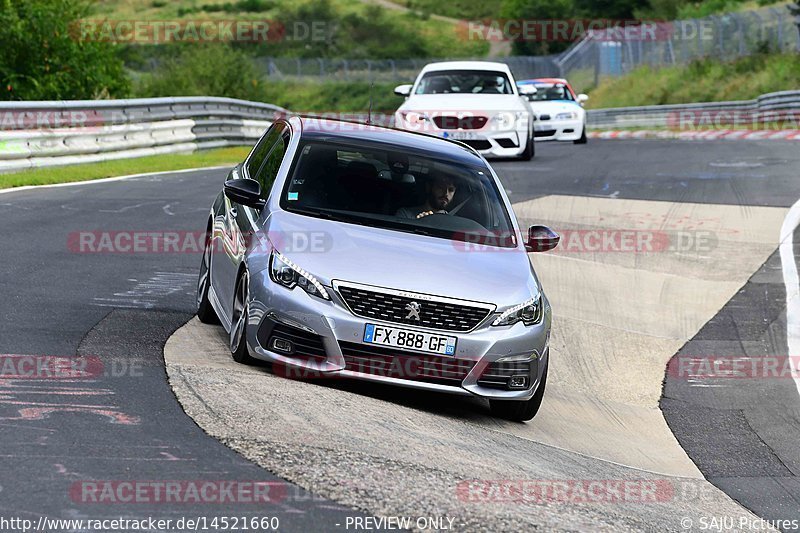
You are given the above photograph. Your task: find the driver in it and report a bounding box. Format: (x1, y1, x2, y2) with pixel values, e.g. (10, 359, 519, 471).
(396, 175, 457, 219)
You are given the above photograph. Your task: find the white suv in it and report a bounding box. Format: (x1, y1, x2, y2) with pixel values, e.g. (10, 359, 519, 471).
(394, 61, 536, 160)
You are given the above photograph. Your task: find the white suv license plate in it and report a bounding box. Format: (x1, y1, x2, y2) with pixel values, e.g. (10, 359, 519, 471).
(363, 324, 457, 356)
(445, 131, 479, 140)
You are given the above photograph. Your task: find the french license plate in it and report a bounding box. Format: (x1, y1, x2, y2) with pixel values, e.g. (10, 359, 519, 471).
(445, 131, 480, 140)
(363, 324, 457, 356)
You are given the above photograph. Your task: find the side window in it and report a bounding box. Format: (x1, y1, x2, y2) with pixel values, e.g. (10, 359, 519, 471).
(253, 131, 288, 199)
(246, 123, 285, 180)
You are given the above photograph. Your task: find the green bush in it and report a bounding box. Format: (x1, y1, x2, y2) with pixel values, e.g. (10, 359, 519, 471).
(134, 45, 263, 100)
(0, 0, 129, 100)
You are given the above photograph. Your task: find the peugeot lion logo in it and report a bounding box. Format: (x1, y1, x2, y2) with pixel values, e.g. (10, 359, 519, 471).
(405, 301, 421, 321)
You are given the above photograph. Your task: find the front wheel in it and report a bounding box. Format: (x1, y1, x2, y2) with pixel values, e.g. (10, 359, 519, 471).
(230, 270, 258, 365)
(573, 126, 588, 144)
(489, 361, 548, 422)
(518, 131, 535, 160)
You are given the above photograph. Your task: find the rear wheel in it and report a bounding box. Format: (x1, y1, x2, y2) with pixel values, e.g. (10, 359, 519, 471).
(197, 224, 219, 324)
(489, 361, 548, 422)
(230, 270, 258, 365)
(573, 125, 588, 144)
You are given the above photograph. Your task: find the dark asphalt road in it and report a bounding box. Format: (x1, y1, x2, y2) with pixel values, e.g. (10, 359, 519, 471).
(0, 139, 799, 529)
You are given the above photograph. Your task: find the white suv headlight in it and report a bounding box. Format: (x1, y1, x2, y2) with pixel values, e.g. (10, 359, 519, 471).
(269, 251, 330, 300)
(492, 294, 543, 327)
(555, 111, 578, 120)
(491, 111, 526, 130)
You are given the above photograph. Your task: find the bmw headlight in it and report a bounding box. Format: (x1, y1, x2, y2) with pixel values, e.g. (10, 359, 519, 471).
(269, 251, 330, 300)
(399, 111, 429, 124)
(492, 294, 543, 327)
(491, 111, 526, 129)
(555, 111, 578, 120)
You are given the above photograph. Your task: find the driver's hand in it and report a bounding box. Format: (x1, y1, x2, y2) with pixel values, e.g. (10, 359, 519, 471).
(416, 211, 435, 219)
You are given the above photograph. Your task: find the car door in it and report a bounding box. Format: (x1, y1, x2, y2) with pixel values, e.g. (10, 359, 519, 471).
(215, 122, 288, 324)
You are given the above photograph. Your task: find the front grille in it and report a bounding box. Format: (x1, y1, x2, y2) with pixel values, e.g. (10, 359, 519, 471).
(258, 320, 327, 362)
(477, 360, 534, 390)
(337, 284, 493, 332)
(461, 139, 492, 151)
(537, 114, 551, 121)
(339, 341, 475, 386)
(534, 130, 556, 138)
(433, 115, 488, 130)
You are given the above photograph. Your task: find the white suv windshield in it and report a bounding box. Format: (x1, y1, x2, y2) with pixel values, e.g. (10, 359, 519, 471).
(415, 70, 514, 95)
(280, 139, 517, 247)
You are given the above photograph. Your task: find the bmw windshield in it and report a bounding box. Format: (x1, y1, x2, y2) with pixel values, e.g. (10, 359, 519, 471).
(415, 70, 515, 95)
(280, 139, 517, 247)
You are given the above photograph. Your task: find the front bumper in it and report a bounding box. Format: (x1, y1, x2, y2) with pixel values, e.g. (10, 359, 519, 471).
(245, 270, 550, 400)
(396, 120, 529, 159)
(534, 118, 583, 141)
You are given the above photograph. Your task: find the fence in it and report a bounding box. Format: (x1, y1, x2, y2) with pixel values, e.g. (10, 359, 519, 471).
(586, 89, 800, 129)
(558, 6, 800, 92)
(256, 55, 561, 84)
(0, 97, 286, 173)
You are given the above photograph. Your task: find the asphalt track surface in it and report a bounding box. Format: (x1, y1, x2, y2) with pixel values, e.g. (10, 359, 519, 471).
(0, 139, 799, 531)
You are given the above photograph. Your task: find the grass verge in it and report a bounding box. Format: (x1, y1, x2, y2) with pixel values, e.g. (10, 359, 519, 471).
(586, 53, 800, 109)
(0, 146, 250, 190)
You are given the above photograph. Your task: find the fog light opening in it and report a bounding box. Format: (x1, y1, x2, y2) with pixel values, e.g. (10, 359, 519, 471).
(508, 375, 528, 389)
(271, 337, 295, 354)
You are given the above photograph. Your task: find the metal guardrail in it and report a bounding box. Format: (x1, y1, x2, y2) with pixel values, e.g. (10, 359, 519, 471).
(586, 90, 800, 129)
(1, 89, 796, 174)
(0, 97, 286, 173)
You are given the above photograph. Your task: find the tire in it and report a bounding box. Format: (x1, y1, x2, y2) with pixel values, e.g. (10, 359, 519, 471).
(573, 126, 588, 144)
(518, 130, 535, 160)
(489, 361, 548, 422)
(230, 270, 258, 365)
(196, 225, 220, 324)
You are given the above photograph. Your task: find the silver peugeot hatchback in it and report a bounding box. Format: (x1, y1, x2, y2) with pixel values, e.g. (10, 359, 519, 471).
(197, 116, 559, 421)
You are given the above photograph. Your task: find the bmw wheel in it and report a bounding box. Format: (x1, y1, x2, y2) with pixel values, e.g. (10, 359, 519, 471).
(518, 129, 535, 161)
(574, 125, 588, 144)
(230, 270, 257, 365)
(489, 360, 548, 422)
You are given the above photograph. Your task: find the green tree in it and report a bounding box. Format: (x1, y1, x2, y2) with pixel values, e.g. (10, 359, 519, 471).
(0, 0, 129, 100)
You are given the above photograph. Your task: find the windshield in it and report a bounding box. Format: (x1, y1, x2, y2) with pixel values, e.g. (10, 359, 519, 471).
(415, 70, 515, 95)
(280, 139, 517, 247)
(527, 83, 574, 101)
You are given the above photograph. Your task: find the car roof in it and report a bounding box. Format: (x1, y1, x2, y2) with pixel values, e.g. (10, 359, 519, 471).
(518, 78, 571, 86)
(294, 116, 488, 166)
(420, 61, 512, 75)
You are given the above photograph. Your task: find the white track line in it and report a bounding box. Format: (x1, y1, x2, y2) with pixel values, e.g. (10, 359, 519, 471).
(780, 198, 800, 396)
(0, 165, 232, 196)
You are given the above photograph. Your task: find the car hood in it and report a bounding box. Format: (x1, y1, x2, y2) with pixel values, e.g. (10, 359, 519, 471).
(259, 210, 539, 308)
(398, 94, 529, 114)
(529, 100, 584, 117)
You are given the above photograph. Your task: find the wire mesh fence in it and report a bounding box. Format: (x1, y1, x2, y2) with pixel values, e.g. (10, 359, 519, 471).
(256, 55, 562, 84)
(557, 6, 800, 92)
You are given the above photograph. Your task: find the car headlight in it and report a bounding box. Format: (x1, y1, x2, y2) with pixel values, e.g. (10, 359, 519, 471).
(399, 111, 429, 124)
(491, 111, 526, 129)
(492, 294, 543, 327)
(269, 251, 330, 300)
(555, 111, 578, 120)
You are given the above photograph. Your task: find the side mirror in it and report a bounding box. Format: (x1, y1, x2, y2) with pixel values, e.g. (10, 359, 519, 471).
(224, 179, 266, 210)
(525, 225, 560, 252)
(394, 84, 412, 97)
(518, 84, 538, 96)
(577, 93, 589, 104)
